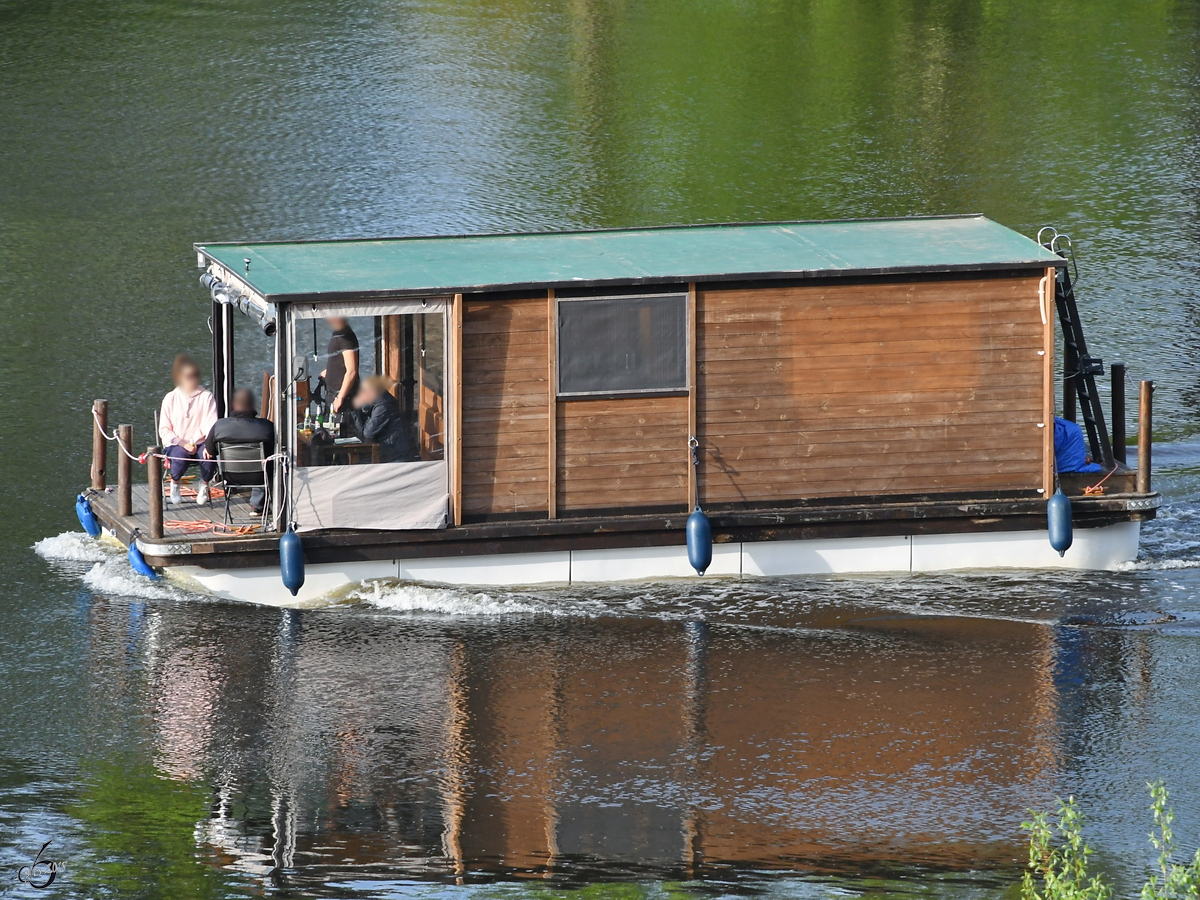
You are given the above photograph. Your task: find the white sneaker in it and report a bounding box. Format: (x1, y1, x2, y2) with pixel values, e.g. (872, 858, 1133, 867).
(169, 480, 181, 505)
(196, 483, 210, 506)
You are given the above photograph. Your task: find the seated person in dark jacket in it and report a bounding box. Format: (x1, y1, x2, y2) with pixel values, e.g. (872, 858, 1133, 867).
(205, 388, 275, 513)
(348, 376, 418, 463)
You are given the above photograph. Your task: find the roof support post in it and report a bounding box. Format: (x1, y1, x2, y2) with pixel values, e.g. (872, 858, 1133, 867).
(1042, 267, 1057, 495)
(212, 298, 234, 418)
(548, 289, 558, 520)
(687, 283, 698, 512)
(271, 306, 288, 531)
(451, 293, 463, 527)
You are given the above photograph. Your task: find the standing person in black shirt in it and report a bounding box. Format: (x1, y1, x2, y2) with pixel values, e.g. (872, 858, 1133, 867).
(320, 317, 359, 413)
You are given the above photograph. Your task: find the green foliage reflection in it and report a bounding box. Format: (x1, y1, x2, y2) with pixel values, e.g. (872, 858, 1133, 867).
(68, 757, 247, 900)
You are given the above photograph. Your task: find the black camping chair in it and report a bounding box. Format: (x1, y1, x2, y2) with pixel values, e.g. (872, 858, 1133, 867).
(215, 441, 266, 525)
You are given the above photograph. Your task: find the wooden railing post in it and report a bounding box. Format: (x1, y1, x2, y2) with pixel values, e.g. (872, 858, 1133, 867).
(1137, 380, 1154, 494)
(147, 446, 164, 539)
(91, 399, 109, 490)
(117, 425, 133, 517)
(1111, 362, 1126, 465)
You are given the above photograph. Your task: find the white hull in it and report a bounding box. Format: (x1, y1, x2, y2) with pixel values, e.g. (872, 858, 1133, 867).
(164, 521, 1141, 607)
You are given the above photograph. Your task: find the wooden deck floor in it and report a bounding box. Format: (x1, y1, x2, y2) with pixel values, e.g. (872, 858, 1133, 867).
(90, 480, 271, 545)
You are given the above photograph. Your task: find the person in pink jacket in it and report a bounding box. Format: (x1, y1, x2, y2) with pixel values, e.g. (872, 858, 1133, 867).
(159, 354, 219, 506)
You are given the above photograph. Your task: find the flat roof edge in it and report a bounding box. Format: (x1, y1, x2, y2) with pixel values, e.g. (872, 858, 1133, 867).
(193, 213, 993, 252)
(258, 260, 1064, 305)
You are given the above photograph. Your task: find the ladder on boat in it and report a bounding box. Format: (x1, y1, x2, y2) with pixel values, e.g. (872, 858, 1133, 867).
(1038, 228, 1114, 469)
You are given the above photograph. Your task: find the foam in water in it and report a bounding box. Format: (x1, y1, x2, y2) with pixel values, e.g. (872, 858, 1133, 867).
(345, 579, 549, 616)
(34, 531, 202, 602)
(1117, 557, 1200, 572)
(33, 531, 112, 563)
(79, 556, 196, 601)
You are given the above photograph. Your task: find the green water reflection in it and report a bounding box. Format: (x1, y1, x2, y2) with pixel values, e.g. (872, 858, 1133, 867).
(68, 759, 244, 900)
(4, 0, 1200, 897)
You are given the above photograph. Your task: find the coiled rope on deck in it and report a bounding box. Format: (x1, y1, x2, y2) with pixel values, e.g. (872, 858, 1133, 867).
(162, 519, 261, 535)
(1083, 466, 1120, 495)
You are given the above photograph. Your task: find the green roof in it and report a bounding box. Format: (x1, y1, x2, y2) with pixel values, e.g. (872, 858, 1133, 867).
(196, 215, 1063, 303)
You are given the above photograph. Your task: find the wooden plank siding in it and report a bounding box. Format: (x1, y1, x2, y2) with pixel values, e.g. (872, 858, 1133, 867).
(557, 396, 690, 515)
(461, 296, 550, 519)
(696, 276, 1046, 507)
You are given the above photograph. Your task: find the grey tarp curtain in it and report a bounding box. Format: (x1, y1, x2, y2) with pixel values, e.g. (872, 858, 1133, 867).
(292, 461, 448, 532)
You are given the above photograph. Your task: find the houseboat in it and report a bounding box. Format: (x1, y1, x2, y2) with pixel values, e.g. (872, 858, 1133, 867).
(81, 215, 1160, 605)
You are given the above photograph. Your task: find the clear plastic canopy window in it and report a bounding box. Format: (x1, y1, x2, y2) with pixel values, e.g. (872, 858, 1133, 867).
(290, 308, 448, 532)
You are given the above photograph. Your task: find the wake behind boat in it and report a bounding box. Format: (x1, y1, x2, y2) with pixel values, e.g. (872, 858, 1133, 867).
(78, 216, 1160, 605)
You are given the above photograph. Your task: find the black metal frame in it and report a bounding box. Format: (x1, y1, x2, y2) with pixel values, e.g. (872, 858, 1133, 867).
(211, 300, 234, 418)
(1051, 257, 1114, 468)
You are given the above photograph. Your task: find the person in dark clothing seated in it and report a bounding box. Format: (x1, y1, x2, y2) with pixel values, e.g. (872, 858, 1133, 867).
(205, 388, 275, 513)
(348, 376, 418, 463)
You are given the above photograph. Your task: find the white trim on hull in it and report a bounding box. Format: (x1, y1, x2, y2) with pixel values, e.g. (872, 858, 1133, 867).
(167, 521, 1141, 607)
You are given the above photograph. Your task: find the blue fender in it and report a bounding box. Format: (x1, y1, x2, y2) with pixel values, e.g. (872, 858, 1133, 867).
(686, 506, 713, 576)
(76, 493, 101, 537)
(128, 541, 160, 580)
(280, 528, 305, 597)
(1048, 487, 1073, 557)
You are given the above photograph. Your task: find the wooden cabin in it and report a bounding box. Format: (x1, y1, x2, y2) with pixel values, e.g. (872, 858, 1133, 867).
(85, 215, 1160, 604)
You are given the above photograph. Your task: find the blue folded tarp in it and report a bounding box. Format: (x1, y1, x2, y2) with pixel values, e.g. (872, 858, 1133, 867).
(1055, 416, 1103, 473)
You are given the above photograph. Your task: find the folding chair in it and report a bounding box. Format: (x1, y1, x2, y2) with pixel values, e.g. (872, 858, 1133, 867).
(215, 441, 266, 525)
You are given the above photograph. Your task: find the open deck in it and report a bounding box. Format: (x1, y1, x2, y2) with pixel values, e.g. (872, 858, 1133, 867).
(92, 482, 270, 547)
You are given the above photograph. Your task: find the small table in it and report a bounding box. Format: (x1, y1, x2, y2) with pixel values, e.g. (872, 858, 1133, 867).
(296, 431, 381, 467)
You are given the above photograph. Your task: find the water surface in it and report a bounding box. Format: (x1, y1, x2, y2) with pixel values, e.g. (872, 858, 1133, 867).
(4, 0, 1200, 897)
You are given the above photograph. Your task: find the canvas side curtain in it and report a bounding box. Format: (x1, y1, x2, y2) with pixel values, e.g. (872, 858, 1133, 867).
(292, 461, 448, 531)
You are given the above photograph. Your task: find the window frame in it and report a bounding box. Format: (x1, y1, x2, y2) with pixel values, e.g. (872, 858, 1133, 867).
(555, 291, 690, 399)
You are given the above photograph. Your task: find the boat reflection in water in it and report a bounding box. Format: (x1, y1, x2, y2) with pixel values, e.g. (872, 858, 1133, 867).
(81, 580, 1123, 891)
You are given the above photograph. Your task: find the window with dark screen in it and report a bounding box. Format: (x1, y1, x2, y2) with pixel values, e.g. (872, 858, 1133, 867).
(557, 293, 688, 396)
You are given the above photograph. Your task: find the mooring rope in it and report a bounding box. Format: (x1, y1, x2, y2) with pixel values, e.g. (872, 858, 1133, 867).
(92, 407, 157, 463)
(1083, 465, 1120, 495)
(162, 519, 261, 535)
(92, 405, 286, 472)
